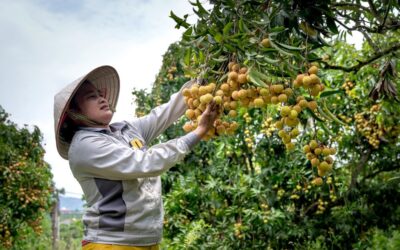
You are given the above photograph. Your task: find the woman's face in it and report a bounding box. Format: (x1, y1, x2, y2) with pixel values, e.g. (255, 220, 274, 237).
(73, 82, 113, 127)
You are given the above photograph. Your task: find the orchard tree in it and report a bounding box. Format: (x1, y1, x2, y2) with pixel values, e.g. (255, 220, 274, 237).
(0, 106, 54, 249)
(131, 0, 400, 248)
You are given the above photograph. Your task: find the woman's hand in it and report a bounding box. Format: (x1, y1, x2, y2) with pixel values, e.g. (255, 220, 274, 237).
(193, 101, 220, 139)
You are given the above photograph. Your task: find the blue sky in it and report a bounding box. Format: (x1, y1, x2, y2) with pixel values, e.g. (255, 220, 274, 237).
(0, 0, 200, 196)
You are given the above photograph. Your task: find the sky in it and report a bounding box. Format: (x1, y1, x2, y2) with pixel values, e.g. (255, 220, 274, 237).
(0, 0, 199, 197)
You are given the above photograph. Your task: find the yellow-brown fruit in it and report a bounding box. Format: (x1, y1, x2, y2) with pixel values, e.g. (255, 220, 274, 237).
(302, 76, 312, 88)
(312, 177, 323, 186)
(213, 96, 222, 105)
(220, 83, 230, 92)
(190, 86, 199, 96)
(239, 67, 248, 74)
(298, 99, 308, 108)
(311, 158, 320, 167)
(281, 106, 291, 117)
(283, 88, 293, 97)
(208, 83, 216, 91)
(289, 110, 298, 119)
(278, 94, 288, 103)
(293, 79, 301, 88)
(254, 98, 265, 108)
(192, 99, 200, 108)
(318, 169, 327, 177)
(285, 117, 299, 127)
(183, 123, 193, 132)
(282, 134, 291, 144)
(230, 122, 239, 130)
(228, 71, 239, 81)
(260, 88, 269, 96)
(319, 161, 331, 172)
(271, 96, 279, 104)
(292, 105, 302, 113)
(320, 84, 325, 91)
(194, 109, 202, 118)
(296, 74, 305, 85)
(240, 98, 250, 107)
(286, 142, 295, 151)
(308, 65, 319, 75)
(275, 120, 284, 130)
(182, 88, 191, 97)
(272, 84, 284, 94)
(215, 90, 224, 96)
(231, 64, 240, 72)
(200, 93, 213, 104)
(229, 81, 239, 90)
(230, 101, 238, 110)
(308, 101, 318, 110)
(238, 74, 247, 84)
(309, 140, 318, 149)
(199, 86, 208, 95)
(238, 89, 248, 99)
(306, 153, 315, 160)
(314, 148, 322, 155)
(309, 74, 320, 85)
(322, 148, 331, 156)
(310, 85, 320, 96)
(216, 125, 226, 135)
(228, 110, 237, 117)
(278, 130, 286, 138)
(303, 145, 311, 153)
(261, 38, 271, 48)
(330, 148, 337, 155)
(231, 90, 239, 100)
(185, 109, 195, 120)
(290, 128, 300, 137)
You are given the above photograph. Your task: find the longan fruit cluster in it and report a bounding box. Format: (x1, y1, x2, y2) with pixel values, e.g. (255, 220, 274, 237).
(341, 79, 354, 95)
(182, 82, 239, 140)
(293, 66, 325, 97)
(261, 117, 276, 137)
(303, 140, 336, 178)
(182, 61, 271, 140)
(354, 105, 383, 148)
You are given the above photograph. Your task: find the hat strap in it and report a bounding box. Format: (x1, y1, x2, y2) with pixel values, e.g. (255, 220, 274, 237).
(66, 110, 107, 127)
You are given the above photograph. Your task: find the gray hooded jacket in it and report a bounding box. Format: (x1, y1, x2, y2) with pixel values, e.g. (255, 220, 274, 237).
(68, 81, 199, 246)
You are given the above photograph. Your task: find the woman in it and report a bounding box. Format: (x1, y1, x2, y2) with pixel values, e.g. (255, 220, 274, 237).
(54, 65, 218, 249)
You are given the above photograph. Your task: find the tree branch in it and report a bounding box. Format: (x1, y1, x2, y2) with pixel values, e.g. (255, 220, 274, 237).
(321, 42, 400, 72)
(350, 148, 372, 190)
(364, 164, 400, 180)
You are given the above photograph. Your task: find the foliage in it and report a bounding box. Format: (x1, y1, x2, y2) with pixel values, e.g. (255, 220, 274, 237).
(130, 0, 400, 248)
(58, 219, 83, 250)
(0, 106, 54, 248)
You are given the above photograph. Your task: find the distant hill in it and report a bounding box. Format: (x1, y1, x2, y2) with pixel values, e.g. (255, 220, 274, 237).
(59, 195, 85, 212)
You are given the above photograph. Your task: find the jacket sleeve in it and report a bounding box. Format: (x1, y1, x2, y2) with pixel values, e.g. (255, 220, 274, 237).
(130, 80, 195, 144)
(69, 131, 200, 180)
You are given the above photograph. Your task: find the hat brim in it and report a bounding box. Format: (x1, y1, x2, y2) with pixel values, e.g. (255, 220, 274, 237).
(54, 65, 120, 160)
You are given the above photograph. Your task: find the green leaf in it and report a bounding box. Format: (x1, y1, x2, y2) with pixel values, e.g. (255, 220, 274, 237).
(248, 68, 267, 87)
(184, 48, 191, 66)
(214, 33, 223, 43)
(304, 108, 324, 122)
(268, 38, 294, 57)
(169, 11, 190, 29)
(190, 0, 209, 18)
(223, 22, 233, 36)
(319, 90, 343, 98)
(273, 41, 304, 51)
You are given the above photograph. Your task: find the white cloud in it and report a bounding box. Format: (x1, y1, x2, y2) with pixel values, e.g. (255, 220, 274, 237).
(0, 0, 198, 195)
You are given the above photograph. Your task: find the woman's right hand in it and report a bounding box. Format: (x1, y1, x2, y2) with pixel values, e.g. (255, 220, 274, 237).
(193, 101, 220, 138)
